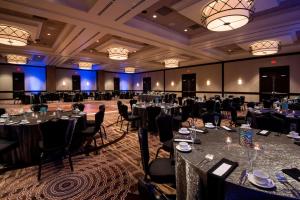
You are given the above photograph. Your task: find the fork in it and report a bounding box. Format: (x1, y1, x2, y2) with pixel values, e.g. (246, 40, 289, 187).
(276, 172, 300, 198)
(196, 154, 214, 167)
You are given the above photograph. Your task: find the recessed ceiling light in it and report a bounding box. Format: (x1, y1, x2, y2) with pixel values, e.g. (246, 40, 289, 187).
(96, 40, 99, 43)
(184, 29, 188, 32)
(47, 33, 51, 36)
(153, 15, 157, 18)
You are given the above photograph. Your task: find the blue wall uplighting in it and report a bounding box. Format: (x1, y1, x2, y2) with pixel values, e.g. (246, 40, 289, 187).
(24, 66, 46, 91)
(77, 70, 96, 91)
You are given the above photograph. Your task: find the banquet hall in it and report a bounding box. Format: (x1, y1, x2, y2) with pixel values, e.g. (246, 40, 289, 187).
(0, 0, 300, 199)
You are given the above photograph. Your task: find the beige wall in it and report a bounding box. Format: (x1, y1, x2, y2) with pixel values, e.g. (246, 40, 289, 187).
(132, 71, 164, 91)
(224, 54, 300, 101)
(104, 72, 133, 91)
(165, 63, 222, 97)
(56, 69, 97, 91)
(0, 65, 46, 99)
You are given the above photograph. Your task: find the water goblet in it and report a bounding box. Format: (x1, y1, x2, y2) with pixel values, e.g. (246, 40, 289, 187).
(214, 115, 219, 130)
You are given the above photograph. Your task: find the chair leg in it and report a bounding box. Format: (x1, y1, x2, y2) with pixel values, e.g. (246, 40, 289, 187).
(38, 153, 43, 181)
(68, 153, 74, 171)
(116, 115, 120, 125)
(120, 120, 123, 130)
(126, 121, 129, 133)
(93, 137, 99, 154)
(101, 125, 107, 139)
(155, 147, 162, 159)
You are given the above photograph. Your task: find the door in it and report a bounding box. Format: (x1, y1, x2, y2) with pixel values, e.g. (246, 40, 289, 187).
(114, 77, 120, 91)
(72, 75, 81, 91)
(182, 73, 196, 98)
(13, 72, 25, 91)
(143, 77, 151, 93)
(259, 66, 289, 101)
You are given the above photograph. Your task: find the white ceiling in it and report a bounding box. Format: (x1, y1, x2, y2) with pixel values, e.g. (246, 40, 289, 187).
(0, 0, 300, 72)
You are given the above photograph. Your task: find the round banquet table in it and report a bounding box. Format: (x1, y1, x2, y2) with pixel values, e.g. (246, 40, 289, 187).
(175, 128, 300, 200)
(132, 103, 179, 128)
(0, 111, 87, 165)
(138, 94, 163, 102)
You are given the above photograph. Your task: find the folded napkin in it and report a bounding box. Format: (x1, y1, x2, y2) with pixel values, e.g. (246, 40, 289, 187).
(189, 128, 204, 133)
(221, 126, 236, 132)
(256, 130, 270, 136)
(282, 168, 300, 182)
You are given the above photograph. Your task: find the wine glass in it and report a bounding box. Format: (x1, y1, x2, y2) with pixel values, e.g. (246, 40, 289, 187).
(214, 115, 219, 130)
(290, 123, 297, 133)
(246, 146, 257, 172)
(246, 116, 252, 127)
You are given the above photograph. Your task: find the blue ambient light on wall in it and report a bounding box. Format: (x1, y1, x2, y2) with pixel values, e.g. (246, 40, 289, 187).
(119, 73, 131, 90)
(78, 70, 96, 90)
(24, 66, 46, 91)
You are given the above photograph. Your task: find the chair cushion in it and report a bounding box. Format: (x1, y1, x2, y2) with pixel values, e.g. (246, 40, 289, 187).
(162, 140, 173, 152)
(81, 126, 95, 136)
(128, 115, 140, 121)
(0, 139, 17, 153)
(149, 158, 175, 184)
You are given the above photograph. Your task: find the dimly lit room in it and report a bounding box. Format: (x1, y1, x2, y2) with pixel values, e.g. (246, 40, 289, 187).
(0, 0, 300, 200)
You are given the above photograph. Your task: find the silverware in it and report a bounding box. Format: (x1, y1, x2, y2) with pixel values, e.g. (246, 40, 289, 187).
(239, 169, 247, 185)
(197, 154, 214, 167)
(276, 172, 300, 198)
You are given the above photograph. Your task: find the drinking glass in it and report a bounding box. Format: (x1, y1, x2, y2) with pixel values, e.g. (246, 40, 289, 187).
(246, 147, 257, 172)
(246, 116, 252, 127)
(191, 125, 196, 143)
(214, 115, 219, 130)
(290, 123, 297, 132)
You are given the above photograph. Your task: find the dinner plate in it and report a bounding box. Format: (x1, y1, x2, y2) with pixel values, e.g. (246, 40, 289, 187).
(287, 134, 300, 139)
(205, 124, 215, 129)
(176, 145, 192, 152)
(179, 130, 190, 134)
(248, 173, 275, 189)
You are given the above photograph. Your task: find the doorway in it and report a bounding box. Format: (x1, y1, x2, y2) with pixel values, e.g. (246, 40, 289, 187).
(72, 75, 81, 91)
(182, 73, 196, 98)
(143, 77, 151, 93)
(114, 77, 120, 91)
(259, 66, 289, 101)
(13, 72, 25, 91)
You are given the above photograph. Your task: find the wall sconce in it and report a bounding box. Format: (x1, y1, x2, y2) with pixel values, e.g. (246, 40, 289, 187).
(136, 83, 139, 87)
(171, 81, 175, 86)
(237, 78, 243, 85)
(62, 81, 66, 86)
(206, 80, 211, 86)
(86, 81, 90, 86)
(156, 82, 159, 86)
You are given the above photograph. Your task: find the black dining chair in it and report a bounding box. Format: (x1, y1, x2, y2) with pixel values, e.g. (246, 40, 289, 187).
(230, 108, 247, 127)
(82, 105, 106, 152)
(202, 112, 222, 126)
(129, 99, 138, 111)
(173, 105, 191, 128)
(120, 104, 141, 133)
(146, 106, 161, 133)
(38, 118, 77, 180)
(256, 113, 285, 133)
(116, 101, 123, 125)
(0, 108, 6, 116)
(0, 138, 18, 169)
(155, 113, 174, 159)
(138, 128, 175, 184)
(72, 103, 85, 111)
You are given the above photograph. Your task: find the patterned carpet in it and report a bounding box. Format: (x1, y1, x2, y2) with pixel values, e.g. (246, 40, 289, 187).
(0, 100, 166, 200)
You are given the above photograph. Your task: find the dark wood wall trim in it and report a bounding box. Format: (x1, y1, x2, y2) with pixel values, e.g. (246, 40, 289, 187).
(221, 62, 224, 97)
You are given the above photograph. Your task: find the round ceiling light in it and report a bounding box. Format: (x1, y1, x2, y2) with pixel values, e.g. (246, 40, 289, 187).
(0, 24, 30, 46)
(124, 67, 135, 73)
(78, 61, 93, 70)
(6, 54, 28, 64)
(202, 0, 255, 32)
(164, 58, 179, 68)
(107, 47, 129, 60)
(250, 40, 280, 56)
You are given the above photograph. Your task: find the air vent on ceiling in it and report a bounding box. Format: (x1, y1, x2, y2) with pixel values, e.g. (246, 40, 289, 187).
(156, 6, 173, 16)
(189, 24, 201, 30)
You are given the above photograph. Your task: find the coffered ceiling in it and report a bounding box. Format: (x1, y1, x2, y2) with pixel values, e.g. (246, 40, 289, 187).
(0, 0, 300, 72)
